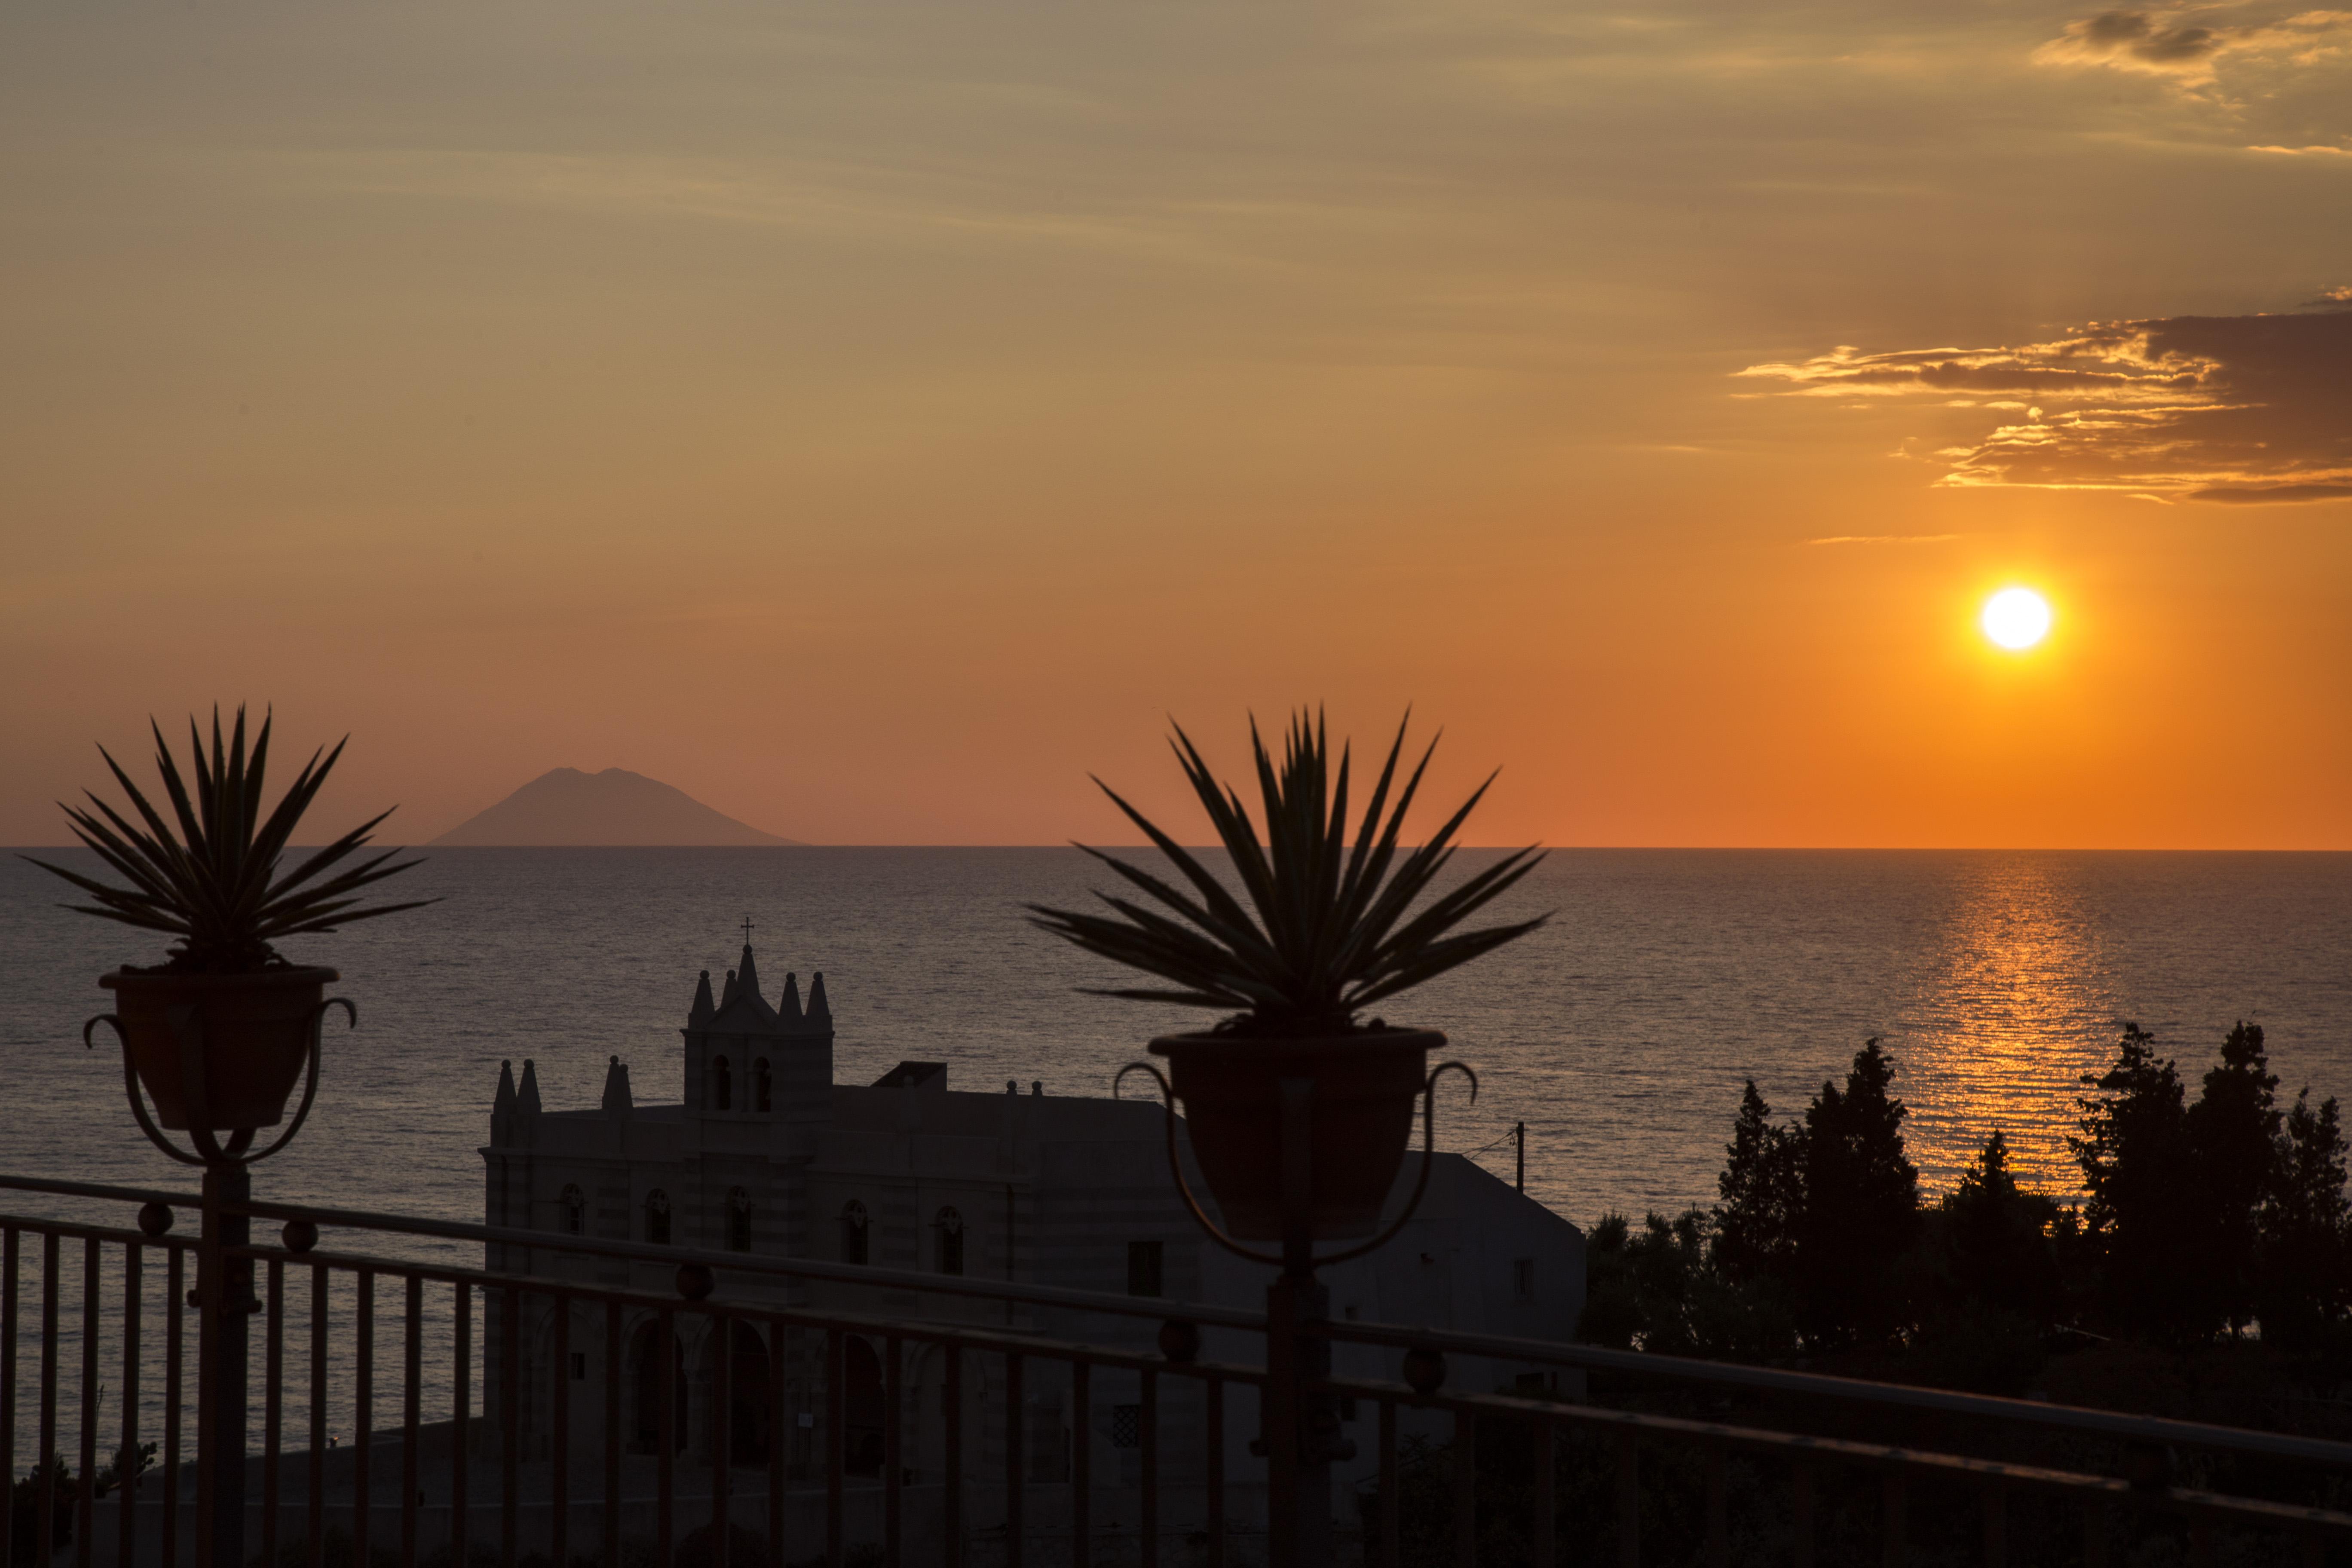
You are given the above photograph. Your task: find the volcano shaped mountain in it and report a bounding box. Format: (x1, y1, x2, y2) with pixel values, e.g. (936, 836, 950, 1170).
(429, 768, 802, 846)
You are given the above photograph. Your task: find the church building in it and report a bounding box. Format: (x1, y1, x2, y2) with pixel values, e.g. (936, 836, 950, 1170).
(481, 941, 1585, 1547)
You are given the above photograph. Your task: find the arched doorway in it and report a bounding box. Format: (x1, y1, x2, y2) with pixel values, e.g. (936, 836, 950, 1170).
(842, 1336, 885, 1476)
(721, 1322, 771, 1466)
(630, 1321, 688, 1454)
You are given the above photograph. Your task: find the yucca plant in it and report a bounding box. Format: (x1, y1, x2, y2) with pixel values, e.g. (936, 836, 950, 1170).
(1028, 711, 1547, 1038)
(26, 706, 432, 973)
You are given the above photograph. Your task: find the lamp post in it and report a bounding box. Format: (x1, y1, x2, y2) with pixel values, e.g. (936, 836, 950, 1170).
(86, 985, 356, 1568)
(1122, 1060, 1474, 1568)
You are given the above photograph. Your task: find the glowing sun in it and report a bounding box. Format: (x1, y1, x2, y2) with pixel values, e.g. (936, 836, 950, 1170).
(1981, 587, 2052, 650)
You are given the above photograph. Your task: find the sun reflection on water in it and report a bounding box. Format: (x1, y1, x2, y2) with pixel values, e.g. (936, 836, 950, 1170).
(1895, 856, 2119, 1195)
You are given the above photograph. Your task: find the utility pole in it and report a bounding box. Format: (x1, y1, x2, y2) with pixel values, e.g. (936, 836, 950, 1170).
(1514, 1121, 1525, 1193)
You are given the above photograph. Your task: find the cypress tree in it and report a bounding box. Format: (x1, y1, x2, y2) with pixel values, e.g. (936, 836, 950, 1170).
(2071, 1023, 2202, 1339)
(1795, 1039, 1919, 1348)
(2187, 1021, 2281, 1333)
(1713, 1080, 1805, 1286)
(1943, 1129, 2059, 1322)
(2259, 1090, 2351, 1348)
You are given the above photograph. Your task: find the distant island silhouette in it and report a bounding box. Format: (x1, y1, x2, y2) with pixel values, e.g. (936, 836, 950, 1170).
(429, 768, 803, 846)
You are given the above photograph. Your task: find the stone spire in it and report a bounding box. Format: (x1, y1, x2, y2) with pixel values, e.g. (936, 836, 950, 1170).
(518, 1059, 542, 1116)
(494, 1059, 517, 1118)
(689, 970, 716, 1027)
(806, 971, 831, 1023)
(778, 972, 802, 1023)
(735, 943, 763, 1011)
(601, 1054, 634, 1115)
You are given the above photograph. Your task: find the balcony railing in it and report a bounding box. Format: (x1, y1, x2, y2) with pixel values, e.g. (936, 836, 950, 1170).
(4, 1169, 2350, 1568)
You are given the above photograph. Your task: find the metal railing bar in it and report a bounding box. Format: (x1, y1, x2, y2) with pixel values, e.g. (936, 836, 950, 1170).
(1449, 1407, 1473, 1568)
(604, 1300, 622, 1568)
(1141, 1368, 1160, 1568)
(1003, 1352, 1022, 1568)
(117, 1240, 140, 1568)
(1323, 1319, 2352, 1469)
(551, 1294, 569, 1568)
(401, 1275, 421, 1568)
(236, 1243, 1271, 1393)
(1530, 1417, 1554, 1568)
(1614, 1428, 1637, 1568)
(1704, 1439, 1727, 1568)
(163, 1246, 182, 1568)
(355, 1270, 374, 1568)
(824, 1328, 843, 1568)
(76, 1237, 98, 1568)
(1069, 1362, 1089, 1568)
(655, 1309, 675, 1568)
(453, 1281, 471, 1568)
(0, 1174, 202, 1210)
(501, 1285, 521, 1568)
(1345, 1379, 2352, 1536)
(0, 1212, 198, 1257)
(1206, 1375, 1226, 1568)
(1794, 1458, 1816, 1568)
(1, 1229, 15, 1568)
(41, 1231, 60, 1568)
(225, 1197, 1269, 1331)
(263, 1260, 282, 1568)
(883, 1330, 902, 1568)
(309, 1262, 328, 1568)
(765, 1315, 784, 1568)
(942, 1341, 962, 1568)
(713, 1312, 733, 1568)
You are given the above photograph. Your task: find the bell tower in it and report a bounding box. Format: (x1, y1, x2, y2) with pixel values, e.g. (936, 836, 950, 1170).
(680, 939, 834, 1128)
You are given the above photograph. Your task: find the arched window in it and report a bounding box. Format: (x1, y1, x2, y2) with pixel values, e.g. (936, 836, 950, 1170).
(839, 1200, 869, 1266)
(726, 1187, 753, 1253)
(934, 1207, 964, 1276)
(644, 1189, 671, 1246)
(754, 1059, 773, 1113)
(712, 1056, 733, 1112)
(560, 1184, 585, 1236)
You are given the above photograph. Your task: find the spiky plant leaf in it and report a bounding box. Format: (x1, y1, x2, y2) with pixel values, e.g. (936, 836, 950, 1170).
(24, 707, 435, 972)
(1026, 711, 1547, 1036)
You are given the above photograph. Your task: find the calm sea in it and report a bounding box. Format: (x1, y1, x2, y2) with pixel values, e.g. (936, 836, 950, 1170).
(5, 847, 2349, 1229)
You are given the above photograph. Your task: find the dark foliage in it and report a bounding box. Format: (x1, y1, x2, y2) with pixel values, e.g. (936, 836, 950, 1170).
(2070, 1023, 2205, 1338)
(24, 707, 432, 972)
(1026, 711, 1545, 1037)
(1794, 1040, 1920, 1349)
(1712, 1079, 1804, 1288)
(2260, 1088, 2352, 1349)
(2191, 1021, 2285, 1332)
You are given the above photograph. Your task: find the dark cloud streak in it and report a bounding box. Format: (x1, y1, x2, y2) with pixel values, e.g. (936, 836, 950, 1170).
(1740, 302, 2352, 504)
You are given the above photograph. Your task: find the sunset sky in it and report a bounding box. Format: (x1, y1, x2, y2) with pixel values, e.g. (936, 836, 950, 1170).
(5, 1, 2348, 848)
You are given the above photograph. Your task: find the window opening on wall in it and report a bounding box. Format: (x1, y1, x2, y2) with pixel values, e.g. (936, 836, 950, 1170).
(1513, 1258, 1536, 1299)
(727, 1186, 753, 1253)
(560, 1184, 585, 1236)
(754, 1058, 772, 1113)
(840, 1199, 870, 1265)
(935, 1207, 965, 1275)
(570, 1353, 587, 1381)
(712, 1055, 732, 1112)
(1127, 1240, 1164, 1298)
(645, 1189, 671, 1245)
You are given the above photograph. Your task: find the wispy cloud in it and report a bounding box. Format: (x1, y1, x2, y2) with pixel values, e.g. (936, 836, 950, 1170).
(2035, 5, 2352, 83)
(1739, 300, 2352, 503)
(1808, 534, 1961, 545)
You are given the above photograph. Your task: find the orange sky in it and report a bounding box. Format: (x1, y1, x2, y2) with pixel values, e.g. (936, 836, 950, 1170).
(4, 2, 2349, 848)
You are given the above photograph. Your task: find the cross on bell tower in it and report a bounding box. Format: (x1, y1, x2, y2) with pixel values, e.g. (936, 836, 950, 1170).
(741, 915, 755, 944)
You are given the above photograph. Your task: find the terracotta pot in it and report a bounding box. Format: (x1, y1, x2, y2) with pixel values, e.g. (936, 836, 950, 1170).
(1149, 1028, 1439, 1241)
(99, 967, 337, 1131)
